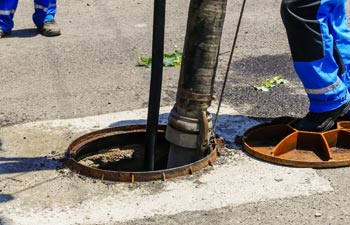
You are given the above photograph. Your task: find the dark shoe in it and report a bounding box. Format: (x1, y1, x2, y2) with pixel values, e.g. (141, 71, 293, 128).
(338, 112, 350, 121)
(0, 29, 5, 38)
(38, 20, 61, 37)
(295, 101, 350, 132)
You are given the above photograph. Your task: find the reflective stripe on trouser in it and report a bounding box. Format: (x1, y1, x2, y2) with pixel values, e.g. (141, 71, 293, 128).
(281, 0, 350, 113)
(33, 0, 57, 27)
(0, 0, 19, 33)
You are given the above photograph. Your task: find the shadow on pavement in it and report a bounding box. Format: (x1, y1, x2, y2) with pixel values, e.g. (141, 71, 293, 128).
(0, 194, 14, 204)
(212, 114, 272, 148)
(108, 113, 272, 149)
(0, 135, 64, 204)
(0, 156, 62, 175)
(0, 148, 63, 204)
(0, 218, 10, 225)
(108, 113, 170, 128)
(8, 28, 38, 38)
(0, 174, 60, 205)
(109, 119, 147, 127)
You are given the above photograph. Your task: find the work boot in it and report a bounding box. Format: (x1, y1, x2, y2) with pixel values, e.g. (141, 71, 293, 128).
(338, 112, 350, 121)
(295, 101, 350, 132)
(38, 20, 61, 37)
(0, 29, 5, 38)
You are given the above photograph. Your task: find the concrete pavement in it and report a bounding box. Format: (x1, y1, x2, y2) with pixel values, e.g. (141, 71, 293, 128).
(1, 0, 350, 225)
(0, 106, 333, 225)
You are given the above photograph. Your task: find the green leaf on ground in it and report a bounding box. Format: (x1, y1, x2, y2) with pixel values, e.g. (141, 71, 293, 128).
(138, 50, 183, 68)
(254, 75, 289, 91)
(138, 56, 152, 68)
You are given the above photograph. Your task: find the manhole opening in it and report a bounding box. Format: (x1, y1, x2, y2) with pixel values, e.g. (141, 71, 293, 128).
(66, 125, 219, 182)
(76, 132, 170, 172)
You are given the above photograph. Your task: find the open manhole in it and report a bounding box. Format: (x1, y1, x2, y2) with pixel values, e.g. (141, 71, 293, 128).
(66, 124, 221, 182)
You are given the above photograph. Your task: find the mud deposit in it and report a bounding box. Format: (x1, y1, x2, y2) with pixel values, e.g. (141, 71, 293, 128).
(79, 145, 144, 171)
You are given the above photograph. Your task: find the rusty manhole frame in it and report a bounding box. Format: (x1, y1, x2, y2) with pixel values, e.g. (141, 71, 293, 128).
(242, 117, 350, 168)
(66, 124, 221, 182)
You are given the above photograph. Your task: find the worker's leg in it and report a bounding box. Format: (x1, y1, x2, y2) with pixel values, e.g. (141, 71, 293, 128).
(281, 0, 350, 131)
(0, 0, 19, 33)
(328, 0, 350, 93)
(32, 0, 57, 27)
(33, 0, 60, 36)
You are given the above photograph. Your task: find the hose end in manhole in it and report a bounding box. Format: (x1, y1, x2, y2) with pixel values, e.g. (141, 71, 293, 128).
(66, 124, 223, 182)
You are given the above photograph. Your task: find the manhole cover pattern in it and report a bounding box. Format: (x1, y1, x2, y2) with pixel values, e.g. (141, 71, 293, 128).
(243, 117, 350, 168)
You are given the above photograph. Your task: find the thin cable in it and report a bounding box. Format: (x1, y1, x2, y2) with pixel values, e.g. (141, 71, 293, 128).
(213, 0, 247, 132)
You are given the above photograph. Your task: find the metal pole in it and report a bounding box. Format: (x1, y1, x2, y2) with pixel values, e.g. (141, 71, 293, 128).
(144, 0, 166, 171)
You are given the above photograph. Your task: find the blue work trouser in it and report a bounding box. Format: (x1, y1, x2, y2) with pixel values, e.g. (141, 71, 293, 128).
(281, 0, 350, 113)
(0, 0, 57, 33)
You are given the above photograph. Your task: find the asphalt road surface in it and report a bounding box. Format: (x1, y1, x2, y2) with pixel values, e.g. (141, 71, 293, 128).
(1, 0, 350, 225)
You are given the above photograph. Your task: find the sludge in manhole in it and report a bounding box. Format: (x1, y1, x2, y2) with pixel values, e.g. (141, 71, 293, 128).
(66, 124, 219, 182)
(78, 143, 170, 172)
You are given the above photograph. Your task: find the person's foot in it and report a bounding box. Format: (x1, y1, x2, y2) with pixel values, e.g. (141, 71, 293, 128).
(0, 29, 6, 38)
(295, 101, 350, 132)
(338, 112, 350, 121)
(38, 20, 61, 37)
